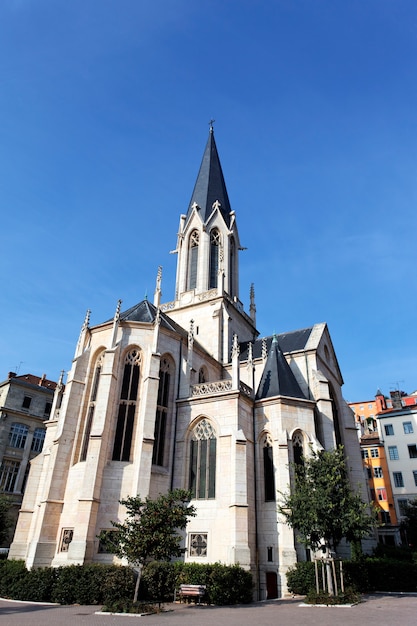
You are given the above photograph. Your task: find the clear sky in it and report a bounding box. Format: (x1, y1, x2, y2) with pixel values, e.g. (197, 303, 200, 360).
(1, 0, 416, 402)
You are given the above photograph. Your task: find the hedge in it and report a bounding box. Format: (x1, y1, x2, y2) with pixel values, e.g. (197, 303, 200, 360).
(286, 557, 417, 595)
(0, 560, 253, 605)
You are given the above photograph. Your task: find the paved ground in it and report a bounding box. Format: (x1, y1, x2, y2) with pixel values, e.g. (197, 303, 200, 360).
(1, 594, 417, 626)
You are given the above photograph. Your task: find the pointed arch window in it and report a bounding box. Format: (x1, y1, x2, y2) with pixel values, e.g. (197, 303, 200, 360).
(152, 357, 172, 467)
(189, 419, 216, 499)
(263, 434, 276, 502)
(80, 353, 104, 461)
(187, 230, 199, 290)
(229, 236, 236, 296)
(209, 229, 220, 289)
(112, 349, 141, 462)
(292, 431, 304, 466)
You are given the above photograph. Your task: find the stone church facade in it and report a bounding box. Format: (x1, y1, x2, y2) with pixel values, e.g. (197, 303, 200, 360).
(9, 128, 368, 598)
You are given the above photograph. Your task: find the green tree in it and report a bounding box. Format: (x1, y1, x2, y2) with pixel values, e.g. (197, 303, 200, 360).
(99, 489, 196, 601)
(400, 498, 417, 550)
(278, 446, 377, 555)
(0, 494, 13, 546)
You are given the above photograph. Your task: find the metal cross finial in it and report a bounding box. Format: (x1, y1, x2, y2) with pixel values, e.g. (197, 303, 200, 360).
(209, 119, 215, 131)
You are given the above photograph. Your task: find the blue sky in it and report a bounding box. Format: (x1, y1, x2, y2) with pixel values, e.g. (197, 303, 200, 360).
(1, 0, 416, 402)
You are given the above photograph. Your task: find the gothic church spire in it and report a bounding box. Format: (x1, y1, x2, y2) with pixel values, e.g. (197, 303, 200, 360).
(185, 127, 232, 227)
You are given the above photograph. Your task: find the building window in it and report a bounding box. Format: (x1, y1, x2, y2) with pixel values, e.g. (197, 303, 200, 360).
(374, 467, 383, 478)
(376, 488, 387, 501)
(403, 422, 414, 434)
(59, 528, 74, 552)
(198, 367, 207, 384)
(152, 357, 172, 467)
(80, 354, 103, 462)
(31, 427, 46, 453)
(44, 402, 52, 417)
(22, 396, 32, 409)
(187, 230, 199, 290)
(380, 511, 391, 524)
(388, 446, 399, 460)
(0, 459, 20, 492)
(384, 424, 394, 436)
(112, 349, 141, 462)
(408, 445, 417, 459)
(209, 229, 220, 289)
(370, 488, 376, 500)
(398, 499, 408, 516)
(189, 533, 208, 557)
(366, 467, 372, 479)
(189, 419, 216, 499)
(361, 449, 369, 459)
(393, 472, 404, 488)
(413, 470, 417, 486)
(370, 448, 379, 458)
(8, 423, 29, 449)
(263, 434, 276, 502)
(267, 546, 273, 562)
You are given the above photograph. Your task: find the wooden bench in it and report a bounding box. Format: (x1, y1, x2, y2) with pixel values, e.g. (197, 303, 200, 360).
(176, 584, 207, 604)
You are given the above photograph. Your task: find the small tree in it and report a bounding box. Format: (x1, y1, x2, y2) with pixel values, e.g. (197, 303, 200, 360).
(278, 446, 377, 555)
(278, 446, 377, 596)
(0, 494, 13, 546)
(99, 489, 196, 601)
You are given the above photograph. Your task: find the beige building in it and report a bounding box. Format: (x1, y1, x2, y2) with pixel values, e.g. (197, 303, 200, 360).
(0, 372, 59, 545)
(9, 128, 370, 598)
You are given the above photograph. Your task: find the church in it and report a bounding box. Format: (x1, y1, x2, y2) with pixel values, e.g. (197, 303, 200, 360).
(9, 127, 367, 598)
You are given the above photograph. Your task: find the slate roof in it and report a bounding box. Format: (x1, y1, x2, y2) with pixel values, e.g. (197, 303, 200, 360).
(186, 128, 232, 227)
(239, 327, 313, 361)
(119, 299, 188, 337)
(255, 335, 306, 400)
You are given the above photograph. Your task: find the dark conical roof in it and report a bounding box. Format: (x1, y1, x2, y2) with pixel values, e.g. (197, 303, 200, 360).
(256, 335, 306, 400)
(186, 128, 232, 226)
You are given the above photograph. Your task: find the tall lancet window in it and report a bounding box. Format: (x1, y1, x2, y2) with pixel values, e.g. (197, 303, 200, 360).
(189, 419, 216, 499)
(209, 229, 220, 289)
(292, 431, 304, 466)
(263, 434, 276, 502)
(112, 349, 141, 462)
(229, 236, 235, 296)
(152, 357, 172, 467)
(187, 230, 199, 290)
(80, 353, 103, 461)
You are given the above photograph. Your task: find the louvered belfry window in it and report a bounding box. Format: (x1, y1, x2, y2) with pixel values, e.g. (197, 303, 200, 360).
(187, 230, 199, 290)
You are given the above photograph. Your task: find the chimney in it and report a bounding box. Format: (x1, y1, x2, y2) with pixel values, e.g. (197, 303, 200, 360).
(39, 374, 46, 386)
(8, 372, 16, 379)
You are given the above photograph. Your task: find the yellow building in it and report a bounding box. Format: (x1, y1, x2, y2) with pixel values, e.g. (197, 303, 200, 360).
(360, 431, 399, 546)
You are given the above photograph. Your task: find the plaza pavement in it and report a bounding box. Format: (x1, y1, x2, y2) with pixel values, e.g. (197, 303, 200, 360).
(1, 594, 417, 626)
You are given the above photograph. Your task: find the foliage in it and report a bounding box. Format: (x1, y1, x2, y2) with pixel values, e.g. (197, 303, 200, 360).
(278, 446, 378, 553)
(101, 600, 161, 614)
(0, 560, 135, 604)
(0, 494, 13, 546)
(140, 561, 253, 605)
(372, 543, 413, 561)
(286, 556, 417, 596)
(99, 489, 196, 567)
(305, 588, 360, 605)
(400, 497, 417, 550)
(286, 561, 316, 595)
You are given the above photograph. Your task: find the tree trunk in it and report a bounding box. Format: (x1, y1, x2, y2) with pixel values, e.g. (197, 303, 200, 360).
(133, 564, 143, 603)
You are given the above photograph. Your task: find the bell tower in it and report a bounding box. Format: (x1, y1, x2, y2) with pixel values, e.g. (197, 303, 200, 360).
(166, 127, 258, 363)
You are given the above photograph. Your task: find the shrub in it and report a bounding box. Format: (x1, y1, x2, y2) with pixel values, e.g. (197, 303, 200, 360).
(0, 559, 30, 599)
(305, 588, 361, 605)
(140, 561, 253, 605)
(286, 561, 315, 595)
